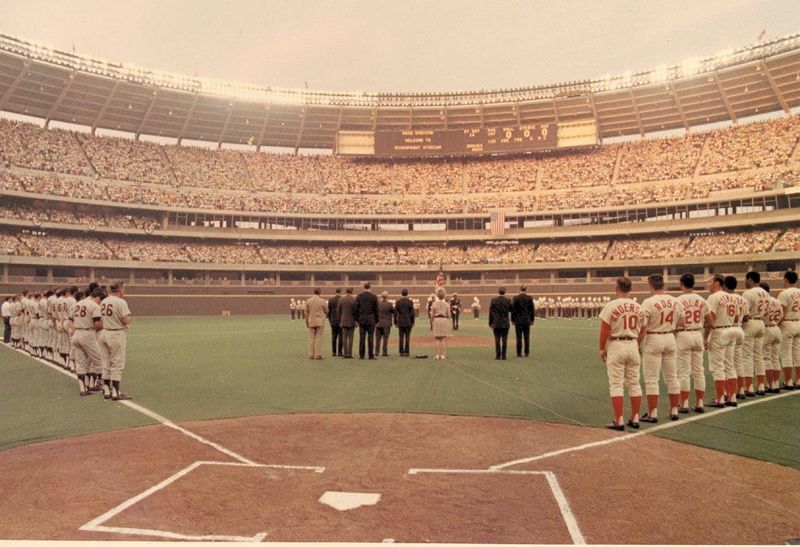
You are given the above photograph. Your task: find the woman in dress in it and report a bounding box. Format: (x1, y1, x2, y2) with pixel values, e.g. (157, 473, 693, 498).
(430, 288, 451, 360)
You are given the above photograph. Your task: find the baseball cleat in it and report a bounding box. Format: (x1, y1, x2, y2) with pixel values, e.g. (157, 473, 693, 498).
(693, 405, 705, 413)
(756, 390, 766, 396)
(745, 391, 756, 398)
(626, 420, 640, 429)
(640, 414, 658, 423)
(112, 393, 132, 401)
(79, 391, 92, 397)
(706, 401, 724, 408)
(724, 401, 738, 407)
(678, 408, 689, 414)
(670, 413, 679, 421)
(606, 423, 625, 431)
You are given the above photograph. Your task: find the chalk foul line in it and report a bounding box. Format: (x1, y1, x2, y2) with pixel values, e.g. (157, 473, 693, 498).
(489, 389, 800, 470)
(405, 468, 585, 545)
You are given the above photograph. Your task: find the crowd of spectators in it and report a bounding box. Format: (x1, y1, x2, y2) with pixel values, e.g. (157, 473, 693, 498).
(772, 227, 800, 252)
(0, 203, 158, 230)
(76, 133, 173, 185)
(684, 229, 781, 257)
(606, 236, 689, 260)
(1, 228, 795, 264)
(698, 116, 800, 175)
(538, 145, 618, 190)
(0, 232, 30, 256)
(244, 152, 321, 193)
(1, 114, 799, 218)
(617, 134, 705, 183)
(533, 240, 610, 262)
(164, 145, 249, 190)
(17, 231, 114, 260)
(464, 157, 537, 193)
(0, 119, 93, 176)
(104, 238, 191, 263)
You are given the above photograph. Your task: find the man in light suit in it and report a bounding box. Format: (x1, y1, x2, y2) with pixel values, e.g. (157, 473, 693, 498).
(338, 287, 356, 358)
(305, 288, 329, 360)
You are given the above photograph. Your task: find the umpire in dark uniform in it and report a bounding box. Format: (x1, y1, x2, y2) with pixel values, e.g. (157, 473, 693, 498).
(489, 286, 512, 360)
(450, 293, 461, 331)
(354, 282, 379, 360)
(338, 287, 356, 358)
(511, 285, 535, 357)
(328, 288, 342, 356)
(394, 288, 415, 356)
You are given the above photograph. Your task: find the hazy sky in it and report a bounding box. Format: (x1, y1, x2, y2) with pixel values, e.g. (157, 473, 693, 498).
(2, 0, 800, 93)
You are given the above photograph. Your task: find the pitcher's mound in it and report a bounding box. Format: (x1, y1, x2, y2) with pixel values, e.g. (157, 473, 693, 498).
(414, 334, 493, 347)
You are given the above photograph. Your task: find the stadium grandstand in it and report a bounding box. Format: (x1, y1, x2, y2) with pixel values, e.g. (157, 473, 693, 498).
(0, 31, 799, 314)
(5, 3, 800, 544)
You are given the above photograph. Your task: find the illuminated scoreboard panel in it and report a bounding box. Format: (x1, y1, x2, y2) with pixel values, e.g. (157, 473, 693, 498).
(373, 124, 558, 157)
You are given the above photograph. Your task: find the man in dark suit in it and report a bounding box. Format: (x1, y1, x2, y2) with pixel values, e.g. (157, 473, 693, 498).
(394, 288, 415, 356)
(450, 293, 461, 331)
(337, 287, 356, 358)
(489, 286, 512, 360)
(354, 282, 379, 360)
(375, 291, 395, 357)
(511, 285, 535, 358)
(328, 288, 342, 356)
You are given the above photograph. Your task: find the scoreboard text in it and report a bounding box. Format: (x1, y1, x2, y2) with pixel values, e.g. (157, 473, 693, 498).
(373, 124, 557, 157)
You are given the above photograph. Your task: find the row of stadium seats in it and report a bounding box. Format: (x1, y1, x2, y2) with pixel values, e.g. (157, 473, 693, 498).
(1, 115, 799, 194)
(1, 227, 796, 265)
(2, 165, 796, 216)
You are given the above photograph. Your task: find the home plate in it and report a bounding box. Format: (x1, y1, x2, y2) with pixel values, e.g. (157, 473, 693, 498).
(318, 491, 381, 511)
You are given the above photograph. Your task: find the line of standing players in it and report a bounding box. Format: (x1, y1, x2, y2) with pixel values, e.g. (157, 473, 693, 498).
(5, 282, 133, 400)
(599, 270, 800, 431)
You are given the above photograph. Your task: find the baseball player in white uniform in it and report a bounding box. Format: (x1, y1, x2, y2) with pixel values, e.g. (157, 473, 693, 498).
(741, 271, 770, 397)
(705, 274, 742, 408)
(641, 274, 681, 422)
(9, 295, 20, 348)
(778, 270, 800, 389)
(724, 276, 748, 399)
(676, 273, 709, 413)
(760, 281, 783, 394)
(599, 277, 647, 431)
(70, 289, 105, 396)
(99, 282, 133, 401)
(62, 286, 78, 373)
(46, 289, 58, 363)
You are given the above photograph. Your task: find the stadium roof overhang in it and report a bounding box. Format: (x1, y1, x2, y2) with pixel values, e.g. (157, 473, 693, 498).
(1, 33, 799, 149)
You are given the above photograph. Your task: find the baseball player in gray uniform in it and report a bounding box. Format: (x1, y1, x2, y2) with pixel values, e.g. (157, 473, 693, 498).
(99, 283, 133, 401)
(70, 289, 105, 396)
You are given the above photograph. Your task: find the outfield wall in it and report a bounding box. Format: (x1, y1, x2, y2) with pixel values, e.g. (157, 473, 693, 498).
(0, 278, 774, 316)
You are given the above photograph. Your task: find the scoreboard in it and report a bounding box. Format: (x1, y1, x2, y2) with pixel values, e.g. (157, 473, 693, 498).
(373, 124, 557, 157)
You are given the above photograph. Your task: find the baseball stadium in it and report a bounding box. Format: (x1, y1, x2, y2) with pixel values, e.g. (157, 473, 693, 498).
(1, 3, 800, 544)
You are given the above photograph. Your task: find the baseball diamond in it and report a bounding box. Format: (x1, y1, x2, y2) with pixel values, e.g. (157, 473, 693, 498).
(2, 5, 800, 545)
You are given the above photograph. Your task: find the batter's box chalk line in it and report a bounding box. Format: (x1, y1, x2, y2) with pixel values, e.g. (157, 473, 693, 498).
(405, 468, 586, 545)
(79, 460, 325, 542)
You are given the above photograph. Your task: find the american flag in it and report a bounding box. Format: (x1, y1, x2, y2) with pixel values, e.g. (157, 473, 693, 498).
(490, 210, 506, 237)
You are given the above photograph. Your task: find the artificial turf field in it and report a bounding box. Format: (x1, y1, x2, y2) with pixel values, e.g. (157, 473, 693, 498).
(1, 314, 798, 468)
